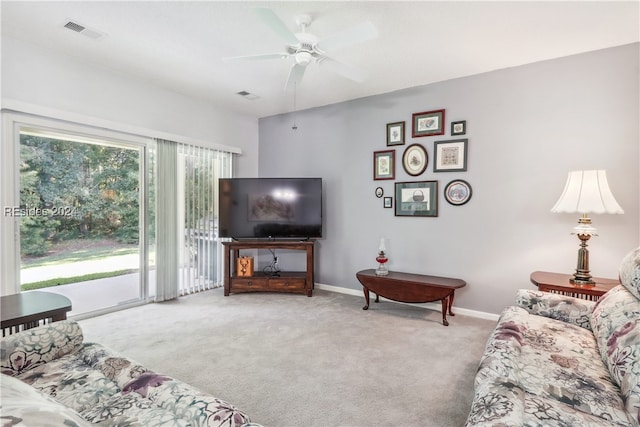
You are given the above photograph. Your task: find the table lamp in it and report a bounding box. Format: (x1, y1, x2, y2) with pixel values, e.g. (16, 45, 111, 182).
(550, 170, 624, 285)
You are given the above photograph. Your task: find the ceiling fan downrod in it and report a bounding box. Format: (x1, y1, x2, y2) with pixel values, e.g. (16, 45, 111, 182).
(292, 82, 298, 131)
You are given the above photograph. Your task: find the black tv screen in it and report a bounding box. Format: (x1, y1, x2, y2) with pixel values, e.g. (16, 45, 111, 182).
(219, 178, 322, 239)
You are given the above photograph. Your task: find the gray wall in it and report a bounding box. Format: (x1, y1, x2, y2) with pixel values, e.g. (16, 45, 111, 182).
(258, 44, 640, 316)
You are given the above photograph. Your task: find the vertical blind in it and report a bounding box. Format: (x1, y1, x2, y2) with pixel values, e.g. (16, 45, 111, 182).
(155, 139, 179, 301)
(177, 143, 232, 295)
(155, 139, 232, 301)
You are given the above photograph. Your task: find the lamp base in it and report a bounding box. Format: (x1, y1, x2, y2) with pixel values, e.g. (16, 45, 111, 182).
(570, 275, 595, 286)
(375, 264, 389, 276)
(571, 216, 596, 286)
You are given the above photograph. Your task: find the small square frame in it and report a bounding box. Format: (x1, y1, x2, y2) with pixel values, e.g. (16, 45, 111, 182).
(386, 121, 405, 146)
(374, 150, 395, 180)
(383, 197, 393, 208)
(451, 120, 466, 136)
(394, 181, 438, 217)
(412, 109, 445, 138)
(434, 139, 468, 172)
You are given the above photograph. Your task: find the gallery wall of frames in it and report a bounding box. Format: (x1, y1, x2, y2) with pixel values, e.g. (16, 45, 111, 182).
(373, 109, 472, 217)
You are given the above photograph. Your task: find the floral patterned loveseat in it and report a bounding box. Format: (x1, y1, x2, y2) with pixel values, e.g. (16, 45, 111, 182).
(1, 319, 257, 427)
(466, 247, 640, 426)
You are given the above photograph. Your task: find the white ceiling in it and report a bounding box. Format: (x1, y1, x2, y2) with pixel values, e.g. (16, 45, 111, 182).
(2, 1, 638, 119)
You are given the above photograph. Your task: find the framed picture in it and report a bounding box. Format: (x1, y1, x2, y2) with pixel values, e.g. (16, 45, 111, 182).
(402, 144, 428, 176)
(383, 197, 393, 208)
(375, 187, 384, 198)
(451, 120, 466, 136)
(412, 109, 445, 138)
(434, 139, 468, 172)
(394, 181, 438, 217)
(374, 150, 395, 180)
(444, 179, 472, 206)
(386, 121, 405, 146)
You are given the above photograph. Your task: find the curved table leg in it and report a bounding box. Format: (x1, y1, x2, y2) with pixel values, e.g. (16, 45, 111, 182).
(440, 297, 449, 326)
(362, 287, 370, 310)
(448, 290, 456, 317)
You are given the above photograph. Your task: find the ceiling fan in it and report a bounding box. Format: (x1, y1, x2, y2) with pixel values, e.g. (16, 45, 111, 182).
(223, 8, 378, 91)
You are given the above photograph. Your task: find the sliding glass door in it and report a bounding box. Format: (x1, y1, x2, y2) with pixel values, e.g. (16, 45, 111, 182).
(3, 112, 235, 312)
(17, 126, 153, 316)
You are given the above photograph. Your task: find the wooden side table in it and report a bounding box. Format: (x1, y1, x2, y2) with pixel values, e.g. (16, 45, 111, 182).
(530, 271, 620, 301)
(1, 291, 72, 336)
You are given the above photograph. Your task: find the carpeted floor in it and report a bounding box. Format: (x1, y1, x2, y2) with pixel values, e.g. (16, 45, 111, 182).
(79, 288, 497, 427)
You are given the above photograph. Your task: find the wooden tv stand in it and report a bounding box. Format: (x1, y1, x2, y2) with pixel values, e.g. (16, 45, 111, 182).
(222, 240, 315, 297)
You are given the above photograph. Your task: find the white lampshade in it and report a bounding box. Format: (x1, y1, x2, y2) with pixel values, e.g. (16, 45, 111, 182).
(551, 170, 624, 215)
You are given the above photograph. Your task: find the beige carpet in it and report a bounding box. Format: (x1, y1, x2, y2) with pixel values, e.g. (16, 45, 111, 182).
(79, 288, 497, 427)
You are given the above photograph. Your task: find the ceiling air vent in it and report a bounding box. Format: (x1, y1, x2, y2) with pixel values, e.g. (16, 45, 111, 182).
(64, 21, 85, 32)
(63, 20, 104, 40)
(236, 91, 260, 101)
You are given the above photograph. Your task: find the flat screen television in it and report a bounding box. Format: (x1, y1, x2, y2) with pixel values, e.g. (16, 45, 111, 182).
(218, 178, 322, 239)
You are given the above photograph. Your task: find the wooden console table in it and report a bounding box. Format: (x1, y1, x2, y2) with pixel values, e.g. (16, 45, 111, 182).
(356, 269, 466, 326)
(1, 291, 72, 336)
(530, 271, 619, 301)
(223, 240, 315, 297)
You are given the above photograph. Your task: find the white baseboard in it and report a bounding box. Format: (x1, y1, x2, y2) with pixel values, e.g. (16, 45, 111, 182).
(315, 282, 500, 322)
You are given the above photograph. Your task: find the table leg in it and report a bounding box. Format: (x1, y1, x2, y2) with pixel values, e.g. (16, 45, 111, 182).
(362, 287, 370, 310)
(375, 293, 380, 303)
(440, 297, 449, 326)
(448, 290, 456, 317)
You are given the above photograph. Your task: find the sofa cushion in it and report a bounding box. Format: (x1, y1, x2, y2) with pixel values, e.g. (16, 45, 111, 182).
(467, 305, 630, 425)
(591, 284, 640, 424)
(0, 373, 90, 426)
(1, 320, 83, 377)
(3, 321, 253, 427)
(14, 339, 252, 427)
(467, 377, 629, 427)
(516, 289, 594, 330)
(80, 389, 190, 426)
(619, 246, 640, 299)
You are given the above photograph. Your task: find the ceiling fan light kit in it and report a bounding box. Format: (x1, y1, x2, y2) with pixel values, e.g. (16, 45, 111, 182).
(223, 8, 378, 91)
(294, 51, 312, 66)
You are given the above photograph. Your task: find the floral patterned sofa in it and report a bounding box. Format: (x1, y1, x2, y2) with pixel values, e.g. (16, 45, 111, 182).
(466, 247, 640, 426)
(1, 319, 257, 427)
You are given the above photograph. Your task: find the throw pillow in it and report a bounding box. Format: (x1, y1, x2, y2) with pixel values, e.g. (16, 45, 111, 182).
(0, 373, 90, 426)
(1, 320, 83, 377)
(619, 246, 640, 299)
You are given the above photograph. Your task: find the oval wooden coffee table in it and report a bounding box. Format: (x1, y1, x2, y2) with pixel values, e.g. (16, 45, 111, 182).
(356, 269, 466, 326)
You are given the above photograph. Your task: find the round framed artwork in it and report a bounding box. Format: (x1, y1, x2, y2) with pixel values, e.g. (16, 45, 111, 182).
(375, 187, 384, 198)
(444, 179, 472, 206)
(402, 143, 428, 176)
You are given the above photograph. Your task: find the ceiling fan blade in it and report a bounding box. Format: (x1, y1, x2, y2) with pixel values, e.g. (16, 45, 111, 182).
(316, 21, 378, 52)
(222, 53, 289, 62)
(253, 8, 300, 46)
(318, 57, 368, 83)
(285, 64, 307, 91)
